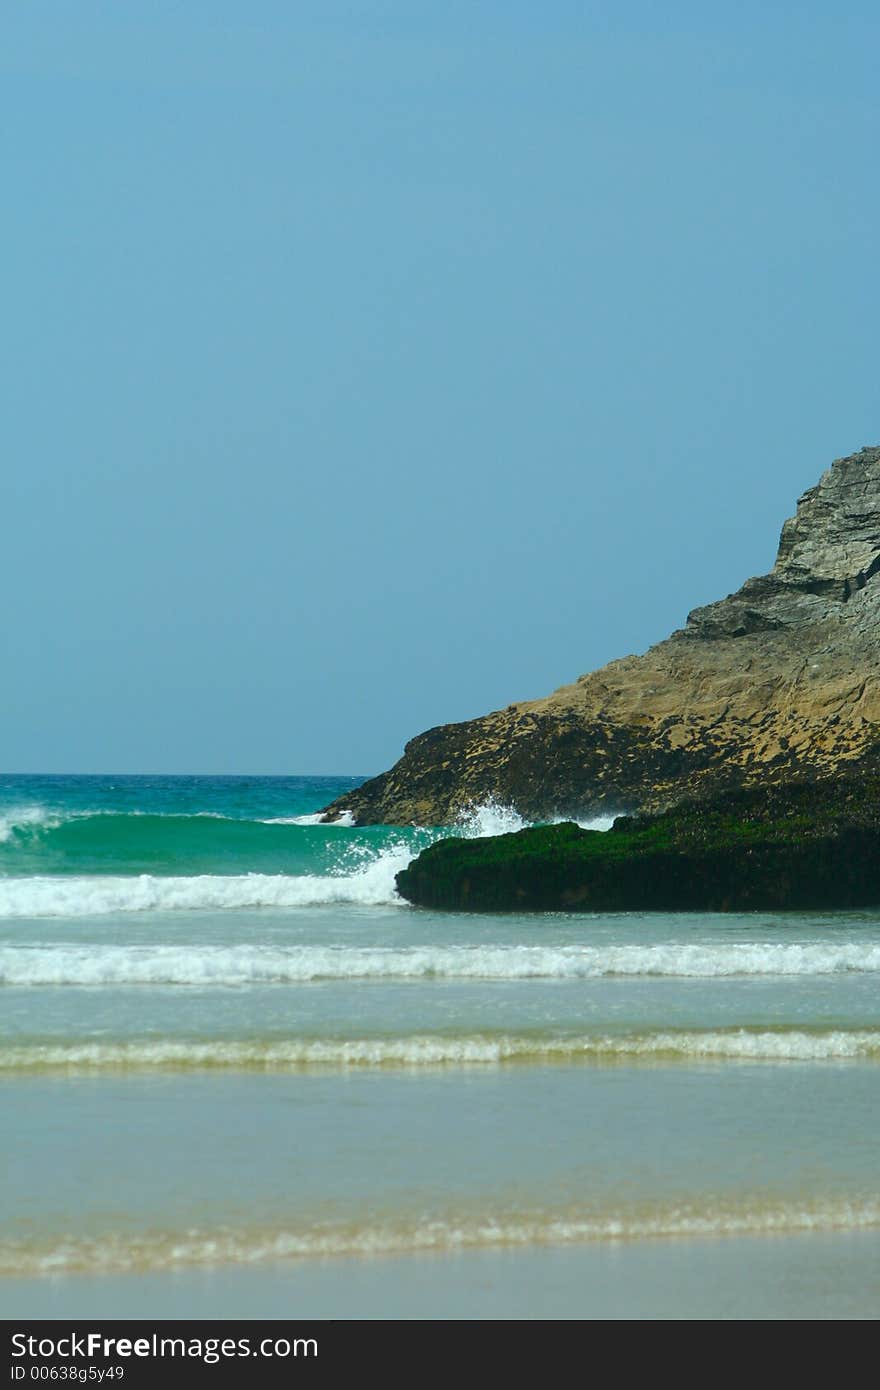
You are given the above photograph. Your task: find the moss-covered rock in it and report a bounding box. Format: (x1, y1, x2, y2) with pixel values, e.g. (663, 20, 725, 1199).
(395, 780, 880, 912)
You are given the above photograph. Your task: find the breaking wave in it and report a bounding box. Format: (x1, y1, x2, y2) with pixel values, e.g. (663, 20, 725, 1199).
(0, 806, 62, 844)
(0, 860, 412, 918)
(3, 1029, 880, 1072)
(5, 940, 880, 983)
(5, 1197, 880, 1274)
(0, 798, 614, 917)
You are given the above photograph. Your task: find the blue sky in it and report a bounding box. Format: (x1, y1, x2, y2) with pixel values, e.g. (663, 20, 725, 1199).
(4, 2, 878, 773)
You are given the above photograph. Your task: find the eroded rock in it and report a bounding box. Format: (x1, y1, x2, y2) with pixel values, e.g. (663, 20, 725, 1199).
(322, 447, 880, 825)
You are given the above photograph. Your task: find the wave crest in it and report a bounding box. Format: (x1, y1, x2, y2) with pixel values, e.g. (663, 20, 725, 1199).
(3, 1028, 880, 1072)
(5, 1196, 880, 1274)
(5, 940, 880, 984)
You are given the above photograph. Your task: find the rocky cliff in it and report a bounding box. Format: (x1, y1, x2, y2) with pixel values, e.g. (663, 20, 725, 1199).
(322, 446, 880, 825)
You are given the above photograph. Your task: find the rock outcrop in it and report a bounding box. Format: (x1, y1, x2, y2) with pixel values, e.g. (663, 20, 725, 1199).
(322, 447, 880, 825)
(395, 780, 880, 913)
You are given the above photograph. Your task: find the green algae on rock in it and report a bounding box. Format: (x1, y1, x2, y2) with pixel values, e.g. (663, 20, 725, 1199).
(394, 781, 880, 912)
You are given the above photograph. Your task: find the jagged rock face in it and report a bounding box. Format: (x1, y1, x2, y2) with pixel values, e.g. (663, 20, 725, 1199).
(686, 447, 880, 639)
(323, 447, 880, 825)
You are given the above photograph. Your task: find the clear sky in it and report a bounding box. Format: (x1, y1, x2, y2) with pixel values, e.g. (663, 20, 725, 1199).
(4, 2, 878, 774)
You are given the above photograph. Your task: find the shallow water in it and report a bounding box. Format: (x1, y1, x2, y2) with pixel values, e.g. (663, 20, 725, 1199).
(3, 774, 880, 1313)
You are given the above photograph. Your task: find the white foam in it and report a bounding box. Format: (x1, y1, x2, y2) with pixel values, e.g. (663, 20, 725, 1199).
(454, 799, 530, 837)
(0, 849, 416, 919)
(5, 940, 880, 985)
(263, 814, 323, 826)
(5, 1197, 880, 1274)
(455, 800, 617, 835)
(573, 814, 617, 831)
(593, 1029, 880, 1061)
(0, 1035, 565, 1070)
(262, 810, 357, 826)
(3, 1029, 879, 1071)
(0, 806, 252, 837)
(0, 805, 62, 843)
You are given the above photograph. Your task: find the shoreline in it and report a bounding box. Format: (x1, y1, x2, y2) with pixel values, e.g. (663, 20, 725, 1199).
(5, 1227, 880, 1320)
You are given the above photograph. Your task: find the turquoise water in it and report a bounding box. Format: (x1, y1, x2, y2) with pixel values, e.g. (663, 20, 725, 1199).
(4, 774, 880, 1288)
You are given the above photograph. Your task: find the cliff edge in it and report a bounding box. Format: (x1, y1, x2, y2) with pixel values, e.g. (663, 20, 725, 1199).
(322, 446, 880, 825)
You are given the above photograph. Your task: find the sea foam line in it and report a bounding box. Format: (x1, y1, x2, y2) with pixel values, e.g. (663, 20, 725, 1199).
(4, 941, 880, 984)
(263, 811, 356, 827)
(5, 1198, 880, 1275)
(0, 796, 535, 843)
(0, 860, 412, 918)
(3, 1030, 880, 1072)
(0, 806, 240, 839)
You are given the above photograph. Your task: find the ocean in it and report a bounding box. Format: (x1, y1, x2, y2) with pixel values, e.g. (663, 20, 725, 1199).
(4, 773, 880, 1319)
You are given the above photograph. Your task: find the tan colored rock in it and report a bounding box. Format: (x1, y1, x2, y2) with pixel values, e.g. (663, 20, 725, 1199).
(323, 447, 880, 824)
